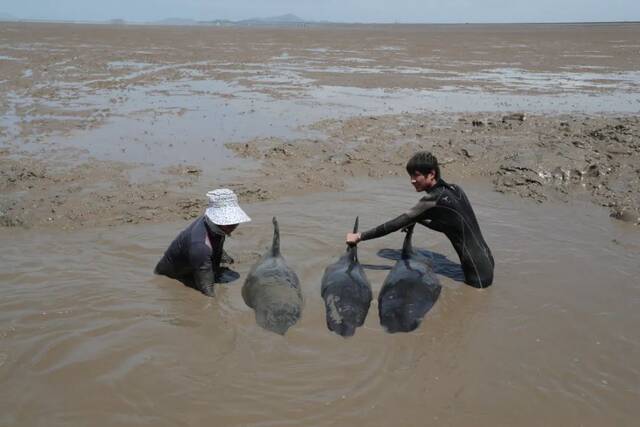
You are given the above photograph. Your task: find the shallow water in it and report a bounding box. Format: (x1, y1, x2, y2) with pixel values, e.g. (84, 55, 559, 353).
(1, 177, 639, 426)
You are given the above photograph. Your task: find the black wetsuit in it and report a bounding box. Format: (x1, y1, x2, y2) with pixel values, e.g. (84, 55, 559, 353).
(154, 216, 226, 296)
(361, 179, 494, 288)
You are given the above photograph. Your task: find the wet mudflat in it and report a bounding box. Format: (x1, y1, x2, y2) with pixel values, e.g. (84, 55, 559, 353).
(1, 22, 640, 228)
(1, 178, 639, 426)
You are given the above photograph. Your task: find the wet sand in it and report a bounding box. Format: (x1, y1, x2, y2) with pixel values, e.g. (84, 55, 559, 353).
(1, 22, 640, 426)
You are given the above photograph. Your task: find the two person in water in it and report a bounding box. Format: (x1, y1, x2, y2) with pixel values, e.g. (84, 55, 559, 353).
(155, 151, 494, 296)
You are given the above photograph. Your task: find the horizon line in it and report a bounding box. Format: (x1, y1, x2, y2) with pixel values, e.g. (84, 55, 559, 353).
(2, 17, 639, 26)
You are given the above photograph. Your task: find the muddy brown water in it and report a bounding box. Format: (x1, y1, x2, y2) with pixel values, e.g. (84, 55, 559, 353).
(1, 177, 638, 426)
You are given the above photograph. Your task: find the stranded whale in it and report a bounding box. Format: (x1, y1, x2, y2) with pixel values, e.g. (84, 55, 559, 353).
(378, 224, 441, 333)
(242, 217, 303, 335)
(321, 217, 372, 337)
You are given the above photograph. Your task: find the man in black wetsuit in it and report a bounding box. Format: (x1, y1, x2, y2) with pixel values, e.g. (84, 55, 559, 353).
(346, 151, 494, 288)
(154, 189, 251, 296)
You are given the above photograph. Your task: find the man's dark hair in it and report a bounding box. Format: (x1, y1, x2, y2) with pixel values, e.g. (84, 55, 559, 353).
(406, 151, 440, 179)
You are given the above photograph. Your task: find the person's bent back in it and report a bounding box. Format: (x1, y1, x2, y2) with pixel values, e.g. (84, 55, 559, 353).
(155, 189, 250, 296)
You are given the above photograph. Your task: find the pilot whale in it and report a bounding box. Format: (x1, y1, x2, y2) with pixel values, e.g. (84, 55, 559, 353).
(378, 224, 441, 333)
(242, 217, 303, 335)
(321, 217, 372, 337)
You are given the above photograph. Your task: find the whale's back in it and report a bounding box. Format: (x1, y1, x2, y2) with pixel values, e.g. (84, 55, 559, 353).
(320, 217, 372, 337)
(242, 218, 303, 335)
(378, 225, 441, 333)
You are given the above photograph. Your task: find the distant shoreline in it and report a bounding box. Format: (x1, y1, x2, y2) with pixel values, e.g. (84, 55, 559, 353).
(1, 18, 639, 27)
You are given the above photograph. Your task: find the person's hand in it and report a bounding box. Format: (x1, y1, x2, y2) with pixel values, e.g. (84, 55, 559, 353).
(214, 267, 240, 284)
(201, 283, 216, 297)
(346, 232, 362, 246)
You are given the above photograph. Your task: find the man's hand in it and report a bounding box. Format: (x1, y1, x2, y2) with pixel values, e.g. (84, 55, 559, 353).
(346, 232, 362, 246)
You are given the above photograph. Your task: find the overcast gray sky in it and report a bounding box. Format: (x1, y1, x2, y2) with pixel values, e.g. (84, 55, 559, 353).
(3, 0, 640, 23)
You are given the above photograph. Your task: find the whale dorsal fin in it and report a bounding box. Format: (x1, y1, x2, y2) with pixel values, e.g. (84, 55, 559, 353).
(347, 216, 359, 264)
(401, 223, 416, 259)
(271, 216, 281, 257)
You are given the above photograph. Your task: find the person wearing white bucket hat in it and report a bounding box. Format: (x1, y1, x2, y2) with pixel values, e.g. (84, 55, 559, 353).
(154, 189, 251, 296)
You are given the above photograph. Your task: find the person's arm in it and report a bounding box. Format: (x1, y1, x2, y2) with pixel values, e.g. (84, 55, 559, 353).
(347, 197, 436, 244)
(193, 263, 215, 296)
(190, 244, 216, 296)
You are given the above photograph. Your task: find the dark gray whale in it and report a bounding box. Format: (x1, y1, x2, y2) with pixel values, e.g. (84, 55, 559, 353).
(321, 217, 372, 337)
(242, 217, 303, 335)
(378, 224, 441, 333)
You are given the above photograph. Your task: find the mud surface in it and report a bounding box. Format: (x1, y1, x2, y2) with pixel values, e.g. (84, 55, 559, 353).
(1, 22, 639, 229)
(230, 113, 640, 222)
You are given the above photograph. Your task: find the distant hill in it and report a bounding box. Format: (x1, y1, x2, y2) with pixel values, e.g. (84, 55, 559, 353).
(261, 14, 305, 23)
(236, 14, 307, 25)
(150, 15, 307, 27)
(199, 19, 235, 26)
(153, 17, 198, 25)
(0, 13, 313, 27)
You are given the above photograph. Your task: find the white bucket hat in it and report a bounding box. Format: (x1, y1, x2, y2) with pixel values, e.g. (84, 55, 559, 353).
(204, 189, 251, 225)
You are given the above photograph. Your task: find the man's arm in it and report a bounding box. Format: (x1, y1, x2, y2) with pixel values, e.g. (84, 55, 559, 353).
(347, 197, 437, 244)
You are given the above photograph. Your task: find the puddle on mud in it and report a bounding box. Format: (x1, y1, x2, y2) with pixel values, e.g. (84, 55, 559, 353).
(0, 54, 21, 61)
(13, 75, 637, 165)
(465, 68, 640, 91)
(3, 28, 640, 161)
(1, 177, 638, 426)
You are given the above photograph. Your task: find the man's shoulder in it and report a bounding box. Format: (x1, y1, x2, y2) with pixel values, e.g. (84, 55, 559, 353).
(421, 184, 447, 201)
(423, 181, 466, 205)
